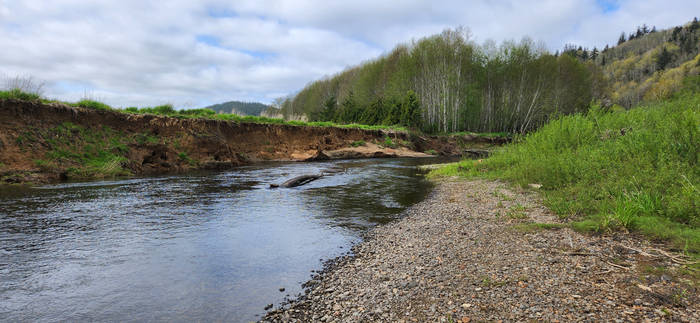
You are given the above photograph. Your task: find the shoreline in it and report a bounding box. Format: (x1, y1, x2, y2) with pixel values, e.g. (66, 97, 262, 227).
(263, 179, 698, 322)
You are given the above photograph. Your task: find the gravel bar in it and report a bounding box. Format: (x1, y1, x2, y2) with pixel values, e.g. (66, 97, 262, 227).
(263, 179, 698, 322)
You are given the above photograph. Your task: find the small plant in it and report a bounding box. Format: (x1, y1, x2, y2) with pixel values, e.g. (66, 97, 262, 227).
(351, 140, 366, 147)
(491, 190, 514, 201)
(381, 136, 396, 148)
(425, 149, 438, 155)
(506, 203, 528, 219)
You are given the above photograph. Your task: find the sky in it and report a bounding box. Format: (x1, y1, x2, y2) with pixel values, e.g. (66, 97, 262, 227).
(1, 0, 698, 108)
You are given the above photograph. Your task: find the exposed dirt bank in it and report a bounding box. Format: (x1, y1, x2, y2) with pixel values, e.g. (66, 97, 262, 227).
(263, 179, 698, 322)
(0, 99, 505, 184)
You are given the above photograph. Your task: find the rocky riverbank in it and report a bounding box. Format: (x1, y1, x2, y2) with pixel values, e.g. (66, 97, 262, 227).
(263, 179, 698, 322)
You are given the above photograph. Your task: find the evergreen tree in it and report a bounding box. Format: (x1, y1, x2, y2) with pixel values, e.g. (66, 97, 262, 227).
(320, 96, 337, 121)
(656, 47, 672, 71)
(401, 90, 421, 128)
(618, 32, 626, 45)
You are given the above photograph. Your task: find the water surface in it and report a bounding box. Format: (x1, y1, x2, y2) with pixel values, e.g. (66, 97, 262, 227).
(0, 158, 444, 322)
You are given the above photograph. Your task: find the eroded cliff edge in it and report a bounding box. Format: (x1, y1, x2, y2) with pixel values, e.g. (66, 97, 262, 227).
(0, 99, 506, 184)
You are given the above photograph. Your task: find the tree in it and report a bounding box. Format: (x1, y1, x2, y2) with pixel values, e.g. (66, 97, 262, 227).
(656, 47, 672, 71)
(320, 96, 337, 121)
(618, 32, 626, 45)
(401, 90, 421, 128)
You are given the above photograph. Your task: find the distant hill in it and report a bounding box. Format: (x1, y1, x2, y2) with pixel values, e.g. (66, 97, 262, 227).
(204, 101, 271, 116)
(562, 18, 700, 107)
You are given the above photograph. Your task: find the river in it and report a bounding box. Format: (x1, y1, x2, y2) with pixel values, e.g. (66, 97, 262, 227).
(0, 158, 447, 322)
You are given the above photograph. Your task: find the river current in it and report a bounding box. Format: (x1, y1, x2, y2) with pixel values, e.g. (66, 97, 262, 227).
(0, 158, 446, 322)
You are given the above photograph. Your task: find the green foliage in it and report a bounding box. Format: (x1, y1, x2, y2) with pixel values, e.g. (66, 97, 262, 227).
(280, 28, 594, 134)
(0, 89, 41, 101)
(74, 99, 113, 110)
(204, 100, 270, 116)
(381, 136, 397, 148)
(431, 94, 700, 253)
(351, 140, 366, 147)
(39, 122, 131, 178)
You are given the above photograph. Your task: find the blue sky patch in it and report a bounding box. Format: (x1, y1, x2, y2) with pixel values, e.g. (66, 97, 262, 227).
(596, 0, 620, 13)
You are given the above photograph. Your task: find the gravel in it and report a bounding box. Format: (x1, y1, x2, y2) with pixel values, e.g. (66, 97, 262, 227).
(263, 179, 698, 322)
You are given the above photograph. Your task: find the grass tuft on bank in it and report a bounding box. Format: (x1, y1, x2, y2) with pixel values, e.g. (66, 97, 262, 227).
(431, 94, 699, 255)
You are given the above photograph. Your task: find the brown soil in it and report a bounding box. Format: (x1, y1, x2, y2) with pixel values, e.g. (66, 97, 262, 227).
(0, 99, 506, 184)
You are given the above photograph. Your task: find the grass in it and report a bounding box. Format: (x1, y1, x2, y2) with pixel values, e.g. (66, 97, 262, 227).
(513, 222, 567, 233)
(0, 89, 41, 101)
(431, 93, 700, 255)
(351, 140, 366, 147)
(380, 136, 397, 148)
(38, 122, 131, 179)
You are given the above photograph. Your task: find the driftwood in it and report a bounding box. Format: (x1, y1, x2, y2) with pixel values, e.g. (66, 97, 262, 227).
(270, 174, 323, 188)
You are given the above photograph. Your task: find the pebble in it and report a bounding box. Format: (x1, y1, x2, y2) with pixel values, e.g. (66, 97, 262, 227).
(261, 180, 700, 322)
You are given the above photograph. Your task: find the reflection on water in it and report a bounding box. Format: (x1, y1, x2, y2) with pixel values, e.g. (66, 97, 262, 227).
(0, 158, 448, 322)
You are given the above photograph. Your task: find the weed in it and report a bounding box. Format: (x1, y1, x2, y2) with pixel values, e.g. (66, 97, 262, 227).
(351, 140, 366, 147)
(178, 152, 197, 166)
(491, 190, 514, 201)
(513, 222, 567, 233)
(425, 149, 438, 155)
(381, 136, 396, 148)
(506, 204, 528, 219)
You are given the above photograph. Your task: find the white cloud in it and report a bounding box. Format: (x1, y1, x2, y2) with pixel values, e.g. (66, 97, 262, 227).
(0, 0, 698, 108)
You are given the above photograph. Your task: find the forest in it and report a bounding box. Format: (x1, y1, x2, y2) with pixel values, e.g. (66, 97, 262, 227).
(277, 20, 700, 134)
(204, 100, 271, 116)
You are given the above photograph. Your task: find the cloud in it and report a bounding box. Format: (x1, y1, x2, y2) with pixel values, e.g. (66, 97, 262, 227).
(0, 0, 698, 108)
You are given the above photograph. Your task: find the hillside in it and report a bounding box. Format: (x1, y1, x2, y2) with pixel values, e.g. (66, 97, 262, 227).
(204, 100, 271, 116)
(564, 18, 700, 108)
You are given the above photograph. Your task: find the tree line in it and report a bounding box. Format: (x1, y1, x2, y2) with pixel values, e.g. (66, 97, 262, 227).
(277, 28, 596, 134)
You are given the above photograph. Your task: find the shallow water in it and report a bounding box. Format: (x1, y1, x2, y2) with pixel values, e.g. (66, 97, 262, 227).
(0, 158, 447, 322)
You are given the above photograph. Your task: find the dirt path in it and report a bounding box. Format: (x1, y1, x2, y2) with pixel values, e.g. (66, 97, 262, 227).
(263, 179, 698, 322)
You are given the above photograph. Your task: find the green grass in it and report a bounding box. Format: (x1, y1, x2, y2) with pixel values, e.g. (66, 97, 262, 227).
(431, 93, 700, 254)
(37, 122, 131, 179)
(351, 140, 366, 147)
(0, 89, 41, 101)
(73, 99, 113, 110)
(380, 136, 397, 148)
(512, 222, 567, 233)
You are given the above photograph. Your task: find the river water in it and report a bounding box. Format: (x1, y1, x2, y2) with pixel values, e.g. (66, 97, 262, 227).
(0, 158, 446, 322)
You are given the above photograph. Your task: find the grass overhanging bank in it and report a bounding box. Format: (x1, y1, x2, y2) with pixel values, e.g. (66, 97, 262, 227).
(431, 93, 699, 257)
(0, 89, 411, 132)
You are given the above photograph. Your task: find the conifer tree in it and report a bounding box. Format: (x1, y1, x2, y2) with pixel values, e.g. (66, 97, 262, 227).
(618, 32, 626, 45)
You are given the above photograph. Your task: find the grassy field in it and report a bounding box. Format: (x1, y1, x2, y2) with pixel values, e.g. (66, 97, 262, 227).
(431, 93, 699, 256)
